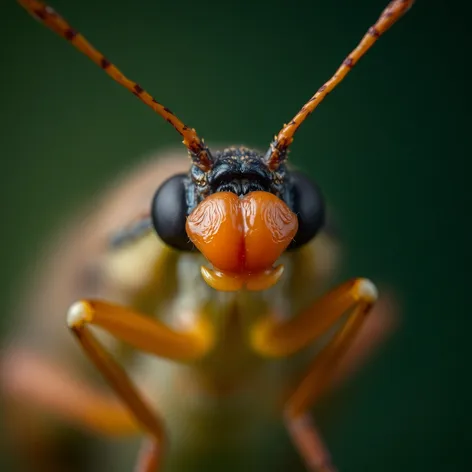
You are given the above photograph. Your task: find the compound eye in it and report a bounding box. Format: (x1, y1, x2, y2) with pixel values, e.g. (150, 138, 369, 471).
(151, 174, 193, 251)
(288, 171, 325, 250)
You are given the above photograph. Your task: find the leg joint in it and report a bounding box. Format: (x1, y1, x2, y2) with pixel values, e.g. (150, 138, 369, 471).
(354, 278, 378, 303)
(67, 300, 93, 329)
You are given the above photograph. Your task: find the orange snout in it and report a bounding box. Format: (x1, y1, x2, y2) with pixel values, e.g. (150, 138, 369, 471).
(186, 191, 298, 291)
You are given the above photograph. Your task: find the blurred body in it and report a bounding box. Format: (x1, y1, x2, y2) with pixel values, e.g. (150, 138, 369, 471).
(1, 149, 395, 472)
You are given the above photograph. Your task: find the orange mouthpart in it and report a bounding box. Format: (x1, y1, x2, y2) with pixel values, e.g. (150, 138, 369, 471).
(186, 191, 298, 291)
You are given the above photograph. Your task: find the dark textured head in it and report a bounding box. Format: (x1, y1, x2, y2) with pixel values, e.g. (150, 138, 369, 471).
(151, 146, 325, 291)
(208, 148, 273, 195)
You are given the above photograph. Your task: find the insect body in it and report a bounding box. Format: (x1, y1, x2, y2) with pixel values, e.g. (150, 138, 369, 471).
(9, 1, 414, 471)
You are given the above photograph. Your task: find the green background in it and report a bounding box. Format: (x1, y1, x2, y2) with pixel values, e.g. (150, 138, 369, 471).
(0, 0, 468, 471)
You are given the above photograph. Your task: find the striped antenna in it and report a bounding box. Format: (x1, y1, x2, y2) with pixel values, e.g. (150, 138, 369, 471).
(265, 0, 414, 170)
(18, 0, 213, 172)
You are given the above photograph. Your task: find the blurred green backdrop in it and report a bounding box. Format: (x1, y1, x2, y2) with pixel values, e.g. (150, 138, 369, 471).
(0, 0, 469, 471)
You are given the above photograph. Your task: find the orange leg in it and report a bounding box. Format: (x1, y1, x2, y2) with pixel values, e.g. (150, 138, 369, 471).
(251, 278, 377, 471)
(1, 350, 140, 436)
(66, 299, 214, 472)
(1, 350, 142, 472)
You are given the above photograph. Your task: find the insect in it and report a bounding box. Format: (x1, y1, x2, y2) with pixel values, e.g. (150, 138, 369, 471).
(5, 0, 413, 471)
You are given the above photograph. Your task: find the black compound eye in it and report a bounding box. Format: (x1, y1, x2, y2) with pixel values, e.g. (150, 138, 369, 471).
(151, 174, 194, 251)
(288, 171, 325, 250)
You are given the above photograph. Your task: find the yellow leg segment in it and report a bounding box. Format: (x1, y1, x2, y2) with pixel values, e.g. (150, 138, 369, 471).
(251, 278, 378, 358)
(67, 299, 214, 472)
(251, 278, 378, 472)
(285, 284, 376, 417)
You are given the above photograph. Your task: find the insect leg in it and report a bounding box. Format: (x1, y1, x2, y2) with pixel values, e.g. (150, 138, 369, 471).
(251, 278, 377, 471)
(67, 299, 214, 470)
(134, 438, 161, 472)
(2, 349, 141, 435)
(251, 278, 377, 358)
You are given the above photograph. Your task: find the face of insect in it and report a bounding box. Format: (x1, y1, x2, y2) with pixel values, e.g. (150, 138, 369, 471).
(151, 147, 325, 291)
(15, 0, 414, 296)
(16, 0, 413, 294)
